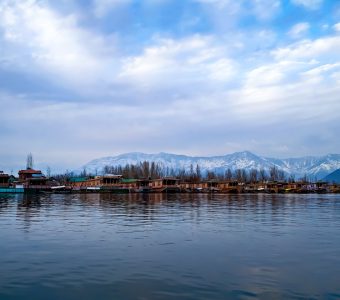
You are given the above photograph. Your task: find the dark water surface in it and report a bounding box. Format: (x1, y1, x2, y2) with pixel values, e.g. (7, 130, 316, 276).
(0, 193, 340, 300)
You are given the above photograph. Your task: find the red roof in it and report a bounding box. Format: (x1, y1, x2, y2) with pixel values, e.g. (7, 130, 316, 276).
(18, 169, 42, 174)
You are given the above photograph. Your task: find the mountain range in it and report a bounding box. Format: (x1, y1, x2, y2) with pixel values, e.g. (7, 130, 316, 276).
(323, 169, 340, 183)
(78, 151, 340, 180)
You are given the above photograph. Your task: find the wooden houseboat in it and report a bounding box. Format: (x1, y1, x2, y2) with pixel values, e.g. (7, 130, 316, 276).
(218, 181, 240, 193)
(18, 168, 48, 190)
(149, 177, 180, 193)
(0, 171, 10, 188)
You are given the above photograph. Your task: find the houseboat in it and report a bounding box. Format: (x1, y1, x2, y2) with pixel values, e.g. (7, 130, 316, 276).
(218, 181, 240, 193)
(0, 171, 24, 193)
(18, 168, 48, 191)
(149, 177, 181, 193)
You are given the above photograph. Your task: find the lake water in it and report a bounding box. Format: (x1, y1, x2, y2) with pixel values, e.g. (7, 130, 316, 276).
(0, 193, 340, 300)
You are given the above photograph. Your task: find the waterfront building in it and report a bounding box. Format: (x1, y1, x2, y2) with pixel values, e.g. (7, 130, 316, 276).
(200, 180, 220, 192)
(18, 168, 47, 189)
(285, 182, 304, 192)
(218, 181, 239, 193)
(0, 171, 10, 188)
(69, 175, 123, 189)
(138, 179, 151, 190)
(68, 177, 88, 188)
(149, 177, 180, 192)
(87, 175, 123, 187)
(180, 182, 198, 192)
(121, 179, 139, 189)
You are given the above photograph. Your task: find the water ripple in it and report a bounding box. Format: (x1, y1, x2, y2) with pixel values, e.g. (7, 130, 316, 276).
(0, 193, 340, 299)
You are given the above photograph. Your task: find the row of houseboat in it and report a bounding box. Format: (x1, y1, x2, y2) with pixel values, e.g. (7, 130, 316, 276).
(0, 168, 339, 194)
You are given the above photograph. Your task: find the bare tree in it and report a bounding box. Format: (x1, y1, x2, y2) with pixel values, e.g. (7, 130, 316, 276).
(196, 164, 201, 181)
(207, 171, 216, 180)
(26, 153, 34, 169)
(189, 164, 194, 181)
(301, 173, 308, 183)
(235, 169, 243, 182)
(80, 167, 87, 177)
(46, 166, 51, 178)
(225, 168, 233, 181)
(259, 168, 267, 182)
(178, 168, 187, 180)
(269, 166, 279, 181)
(150, 162, 156, 178)
(241, 169, 248, 183)
(141, 161, 149, 178)
(288, 174, 295, 183)
(249, 169, 258, 183)
(278, 170, 286, 181)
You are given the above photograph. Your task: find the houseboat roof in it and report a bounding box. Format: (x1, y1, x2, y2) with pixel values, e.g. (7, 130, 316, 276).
(31, 173, 46, 178)
(18, 169, 42, 174)
(69, 177, 87, 183)
(28, 177, 47, 181)
(122, 179, 138, 183)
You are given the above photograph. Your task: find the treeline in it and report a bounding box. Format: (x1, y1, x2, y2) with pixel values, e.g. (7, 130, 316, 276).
(60, 161, 304, 183)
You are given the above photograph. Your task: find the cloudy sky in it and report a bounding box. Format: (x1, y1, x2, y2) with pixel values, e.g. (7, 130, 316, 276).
(1, 0, 340, 173)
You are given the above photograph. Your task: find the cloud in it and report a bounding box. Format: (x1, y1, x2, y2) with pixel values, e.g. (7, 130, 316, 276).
(288, 22, 310, 39)
(118, 35, 235, 90)
(334, 22, 340, 32)
(272, 36, 340, 61)
(194, 0, 237, 8)
(2, 58, 340, 171)
(291, 0, 323, 10)
(195, 0, 280, 21)
(250, 0, 281, 20)
(93, 0, 132, 17)
(244, 61, 304, 88)
(0, 0, 340, 171)
(0, 0, 119, 94)
(302, 63, 340, 77)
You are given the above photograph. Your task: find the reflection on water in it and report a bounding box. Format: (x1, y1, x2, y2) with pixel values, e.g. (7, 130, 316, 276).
(0, 193, 340, 299)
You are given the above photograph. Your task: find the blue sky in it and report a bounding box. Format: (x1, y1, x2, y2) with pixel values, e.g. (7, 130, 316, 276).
(0, 0, 340, 173)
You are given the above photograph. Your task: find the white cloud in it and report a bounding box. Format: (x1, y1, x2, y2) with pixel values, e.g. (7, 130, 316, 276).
(302, 63, 340, 76)
(93, 0, 132, 17)
(118, 36, 235, 89)
(195, 0, 280, 21)
(251, 0, 281, 20)
(291, 0, 323, 10)
(0, 0, 340, 166)
(333, 22, 340, 32)
(93, 0, 173, 17)
(288, 22, 310, 39)
(272, 36, 340, 61)
(245, 62, 293, 88)
(0, 0, 118, 93)
(2, 68, 339, 170)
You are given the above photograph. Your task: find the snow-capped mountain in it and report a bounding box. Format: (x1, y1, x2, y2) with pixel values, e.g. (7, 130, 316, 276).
(78, 151, 340, 180)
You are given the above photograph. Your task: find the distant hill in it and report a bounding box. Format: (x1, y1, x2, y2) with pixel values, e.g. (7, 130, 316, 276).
(77, 151, 340, 180)
(323, 169, 340, 183)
